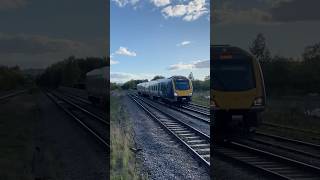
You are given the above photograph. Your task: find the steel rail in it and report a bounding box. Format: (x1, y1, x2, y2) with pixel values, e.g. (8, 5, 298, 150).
(0, 90, 28, 101)
(189, 103, 210, 110)
(52, 92, 108, 125)
(215, 141, 320, 180)
(245, 137, 320, 160)
(46, 91, 109, 148)
(179, 104, 210, 116)
(137, 94, 210, 124)
(256, 132, 320, 150)
(129, 94, 210, 169)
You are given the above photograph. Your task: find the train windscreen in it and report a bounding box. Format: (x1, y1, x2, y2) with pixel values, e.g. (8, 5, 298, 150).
(212, 59, 255, 91)
(174, 79, 190, 90)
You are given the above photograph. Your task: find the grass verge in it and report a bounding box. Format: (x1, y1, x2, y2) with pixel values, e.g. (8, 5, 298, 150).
(192, 91, 210, 107)
(110, 94, 142, 180)
(260, 96, 320, 144)
(0, 91, 39, 179)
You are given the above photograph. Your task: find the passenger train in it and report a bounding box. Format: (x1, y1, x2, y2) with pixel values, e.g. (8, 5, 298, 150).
(211, 45, 266, 139)
(85, 66, 109, 106)
(137, 76, 193, 103)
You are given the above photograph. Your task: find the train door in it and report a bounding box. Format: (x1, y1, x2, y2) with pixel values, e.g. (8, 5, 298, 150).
(157, 83, 161, 97)
(167, 80, 174, 99)
(160, 82, 165, 98)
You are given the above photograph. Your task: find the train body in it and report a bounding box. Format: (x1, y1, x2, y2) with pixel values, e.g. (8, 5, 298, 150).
(211, 45, 266, 138)
(85, 66, 109, 105)
(137, 76, 193, 103)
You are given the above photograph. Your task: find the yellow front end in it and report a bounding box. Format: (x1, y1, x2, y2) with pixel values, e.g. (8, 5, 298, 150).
(212, 89, 257, 110)
(174, 80, 193, 102)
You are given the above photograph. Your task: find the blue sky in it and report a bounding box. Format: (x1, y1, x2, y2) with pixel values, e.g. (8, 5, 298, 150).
(110, 0, 210, 83)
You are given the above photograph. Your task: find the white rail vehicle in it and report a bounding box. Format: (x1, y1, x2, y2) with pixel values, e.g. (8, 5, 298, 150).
(137, 76, 193, 103)
(85, 66, 109, 105)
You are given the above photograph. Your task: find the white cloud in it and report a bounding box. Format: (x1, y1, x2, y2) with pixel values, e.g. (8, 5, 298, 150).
(115, 46, 137, 56)
(162, 0, 208, 21)
(151, 0, 170, 7)
(193, 60, 209, 68)
(112, 0, 140, 7)
(168, 62, 194, 70)
(110, 58, 119, 65)
(162, 5, 187, 17)
(168, 60, 209, 70)
(177, 41, 191, 46)
(113, 0, 208, 21)
(110, 72, 155, 83)
(262, 0, 294, 7)
(215, 7, 272, 25)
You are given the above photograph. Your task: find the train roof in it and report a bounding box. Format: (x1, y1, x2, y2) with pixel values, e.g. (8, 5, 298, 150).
(86, 66, 109, 79)
(137, 75, 189, 86)
(168, 76, 188, 80)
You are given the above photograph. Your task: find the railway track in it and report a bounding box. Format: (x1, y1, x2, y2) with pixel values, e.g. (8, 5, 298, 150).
(165, 102, 210, 123)
(215, 141, 320, 180)
(129, 94, 210, 169)
(0, 90, 28, 101)
(189, 102, 209, 109)
(250, 132, 320, 159)
(175, 103, 210, 121)
(182, 103, 210, 115)
(46, 91, 109, 148)
(136, 94, 210, 124)
(61, 91, 92, 105)
(262, 122, 320, 140)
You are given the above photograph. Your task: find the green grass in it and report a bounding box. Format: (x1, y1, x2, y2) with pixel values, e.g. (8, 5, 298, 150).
(192, 91, 210, 107)
(0, 92, 39, 179)
(260, 96, 320, 143)
(110, 94, 143, 180)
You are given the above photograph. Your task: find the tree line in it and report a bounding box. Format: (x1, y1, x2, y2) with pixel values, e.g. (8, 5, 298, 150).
(37, 56, 109, 88)
(0, 66, 26, 90)
(250, 33, 320, 95)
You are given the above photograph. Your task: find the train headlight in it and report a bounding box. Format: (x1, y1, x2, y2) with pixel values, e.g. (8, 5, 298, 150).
(210, 100, 218, 109)
(253, 97, 264, 106)
(174, 92, 178, 96)
(189, 93, 192, 96)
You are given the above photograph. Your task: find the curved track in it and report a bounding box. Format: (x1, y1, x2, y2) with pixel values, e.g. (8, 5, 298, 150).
(137, 94, 210, 124)
(129, 94, 210, 169)
(46, 91, 109, 148)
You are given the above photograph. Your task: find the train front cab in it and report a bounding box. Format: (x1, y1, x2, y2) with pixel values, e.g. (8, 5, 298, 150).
(173, 77, 193, 103)
(158, 77, 193, 103)
(211, 46, 266, 139)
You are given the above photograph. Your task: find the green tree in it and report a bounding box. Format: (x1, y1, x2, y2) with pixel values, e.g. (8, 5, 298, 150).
(151, 75, 165, 81)
(249, 33, 271, 63)
(303, 42, 320, 61)
(188, 72, 194, 81)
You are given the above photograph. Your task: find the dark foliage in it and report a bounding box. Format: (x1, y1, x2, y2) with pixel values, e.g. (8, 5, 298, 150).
(121, 79, 148, 90)
(192, 75, 210, 92)
(37, 56, 108, 88)
(250, 34, 320, 95)
(0, 66, 26, 90)
(151, 75, 165, 81)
